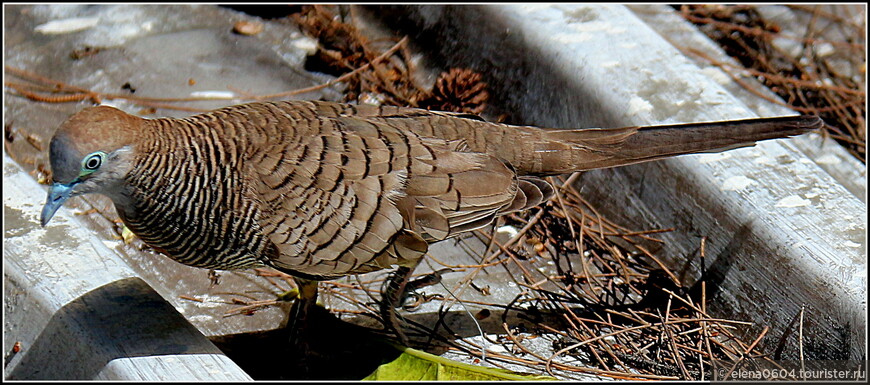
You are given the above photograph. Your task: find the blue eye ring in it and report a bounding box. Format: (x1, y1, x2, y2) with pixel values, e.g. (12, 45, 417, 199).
(80, 151, 107, 176)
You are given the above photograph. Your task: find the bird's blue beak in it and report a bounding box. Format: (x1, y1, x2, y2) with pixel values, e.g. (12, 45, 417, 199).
(40, 182, 76, 227)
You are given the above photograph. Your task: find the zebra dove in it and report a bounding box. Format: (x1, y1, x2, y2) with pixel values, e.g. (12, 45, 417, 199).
(39, 100, 822, 341)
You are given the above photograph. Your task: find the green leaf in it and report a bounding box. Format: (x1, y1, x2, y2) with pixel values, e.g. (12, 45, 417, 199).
(363, 345, 556, 381)
(121, 225, 136, 244)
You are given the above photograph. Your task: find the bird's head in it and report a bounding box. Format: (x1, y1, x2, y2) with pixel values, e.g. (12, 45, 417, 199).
(41, 105, 144, 226)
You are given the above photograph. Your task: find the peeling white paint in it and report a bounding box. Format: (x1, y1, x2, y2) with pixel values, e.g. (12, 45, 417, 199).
(775, 195, 811, 208)
(843, 240, 862, 248)
(189, 91, 236, 99)
(496, 225, 519, 238)
(627, 96, 653, 115)
(35, 16, 100, 34)
(722, 175, 756, 191)
(815, 154, 842, 165)
(698, 151, 733, 164)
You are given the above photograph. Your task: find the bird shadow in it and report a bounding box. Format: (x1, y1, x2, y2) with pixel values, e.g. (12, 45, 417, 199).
(209, 305, 400, 380)
(209, 279, 682, 381)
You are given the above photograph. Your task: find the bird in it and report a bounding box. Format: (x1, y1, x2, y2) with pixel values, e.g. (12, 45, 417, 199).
(39, 100, 822, 342)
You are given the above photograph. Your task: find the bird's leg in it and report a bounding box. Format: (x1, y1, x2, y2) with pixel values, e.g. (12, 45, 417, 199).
(381, 264, 416, 345)
(286, 277, 319, 346)
(380, 261, 452, 345)
(401, 268, 453, 311)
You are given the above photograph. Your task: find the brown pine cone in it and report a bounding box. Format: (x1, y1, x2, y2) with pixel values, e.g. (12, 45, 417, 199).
(420, 68, 489, 115)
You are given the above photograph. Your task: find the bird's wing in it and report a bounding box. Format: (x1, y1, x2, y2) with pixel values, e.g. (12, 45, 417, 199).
(250, 114, 522, 277)
(249, 115, 406, 277)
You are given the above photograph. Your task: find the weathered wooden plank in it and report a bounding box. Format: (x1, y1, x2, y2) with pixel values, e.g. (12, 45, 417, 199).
(3, 154, 252, 381)
(95, 355, 250, 381)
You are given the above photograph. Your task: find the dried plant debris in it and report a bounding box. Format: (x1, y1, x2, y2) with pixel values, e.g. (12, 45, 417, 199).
(70, 45, 102, 60)
(291, 5, 489, 115)
(678, 4, 866, 162)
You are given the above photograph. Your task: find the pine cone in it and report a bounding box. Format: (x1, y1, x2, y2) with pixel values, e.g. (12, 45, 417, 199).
(421, 68, 489, 115)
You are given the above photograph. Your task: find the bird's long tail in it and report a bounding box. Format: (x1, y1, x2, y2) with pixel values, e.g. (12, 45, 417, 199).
(477, 115, 823, 175)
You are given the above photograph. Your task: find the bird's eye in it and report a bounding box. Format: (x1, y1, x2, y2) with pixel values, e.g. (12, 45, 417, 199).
(80, 151, 107, 176)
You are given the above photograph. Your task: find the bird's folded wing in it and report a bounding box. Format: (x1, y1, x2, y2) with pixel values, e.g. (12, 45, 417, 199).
(251, 114, 526, 276)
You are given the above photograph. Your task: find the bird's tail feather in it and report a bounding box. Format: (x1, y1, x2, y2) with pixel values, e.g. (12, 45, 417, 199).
(524, 115, 823, 175)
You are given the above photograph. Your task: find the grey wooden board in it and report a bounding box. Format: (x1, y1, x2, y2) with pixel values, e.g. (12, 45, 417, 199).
(4, 154, 252, 381)
(95, 355, 249, 381)
(627, 4, 866, 203)
(363, 3, 866, 362)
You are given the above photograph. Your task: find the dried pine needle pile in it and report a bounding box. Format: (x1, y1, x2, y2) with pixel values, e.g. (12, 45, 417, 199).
(291, 5, 489, 114)
(678, 4, 865, 162)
